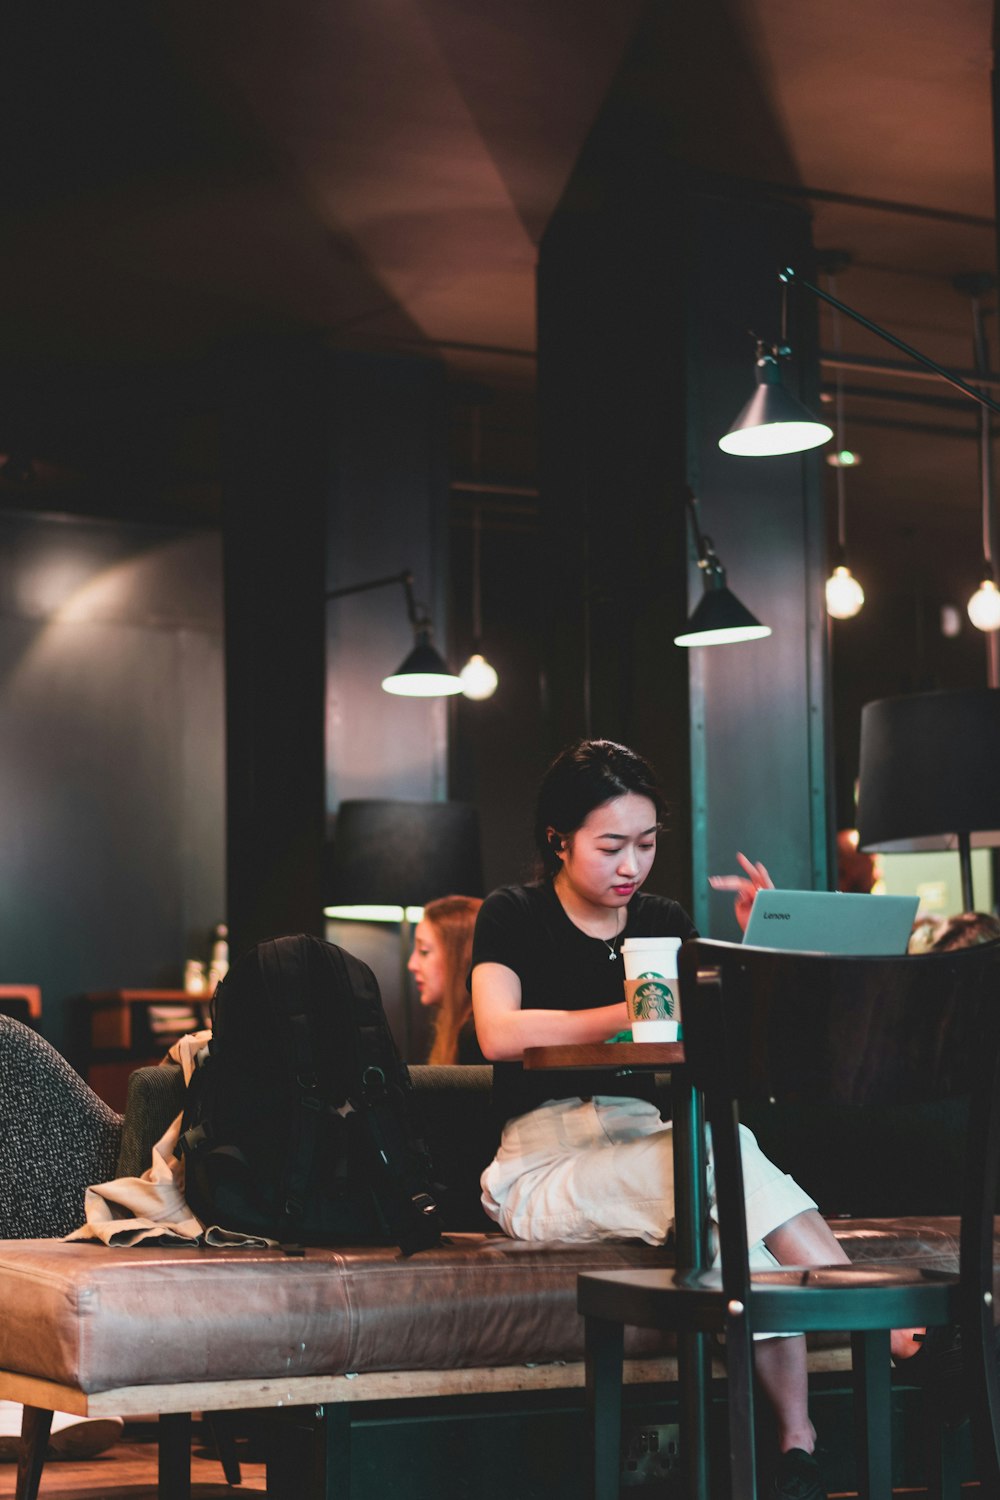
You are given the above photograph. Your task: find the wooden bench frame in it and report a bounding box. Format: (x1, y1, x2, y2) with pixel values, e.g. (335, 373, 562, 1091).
(2, 1347, 856, 1500)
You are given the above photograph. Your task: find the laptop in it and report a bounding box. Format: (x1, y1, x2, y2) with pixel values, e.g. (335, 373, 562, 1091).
(742, 888, 919, 955)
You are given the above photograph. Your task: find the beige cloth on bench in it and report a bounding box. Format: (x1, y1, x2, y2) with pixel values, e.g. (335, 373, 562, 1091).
(66, 1031, 275, 1249)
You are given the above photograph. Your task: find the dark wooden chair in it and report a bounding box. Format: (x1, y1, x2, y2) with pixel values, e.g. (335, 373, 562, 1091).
(578, 937, 1000, 1499)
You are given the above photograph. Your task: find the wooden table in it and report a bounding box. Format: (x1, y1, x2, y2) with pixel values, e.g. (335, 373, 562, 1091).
(82, 989, 212, 1109)
(523, 1039, 711, 1500)
(523, 1041, 682, 1071)
(85, 989, 211, 1053)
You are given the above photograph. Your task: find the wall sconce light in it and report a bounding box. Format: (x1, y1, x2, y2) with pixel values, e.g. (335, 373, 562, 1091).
(674, 489, 772, 647)
(326, 569, 463, 698)
(727, 267, 1000, 460)
(719, 339, 833, 457)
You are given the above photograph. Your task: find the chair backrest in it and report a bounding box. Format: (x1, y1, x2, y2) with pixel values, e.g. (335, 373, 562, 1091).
(116, 1061, 186, 1177)
(0, 1015, 122, 1237)
(680, 937, 1000, 1220)
(409, 1064, 498, 1230)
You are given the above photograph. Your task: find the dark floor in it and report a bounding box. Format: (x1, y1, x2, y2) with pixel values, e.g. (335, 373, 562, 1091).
(0, 1419, 983, 1499)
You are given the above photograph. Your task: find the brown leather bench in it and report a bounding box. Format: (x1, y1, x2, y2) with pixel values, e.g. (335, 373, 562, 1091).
(1, 1061, 996, 1498)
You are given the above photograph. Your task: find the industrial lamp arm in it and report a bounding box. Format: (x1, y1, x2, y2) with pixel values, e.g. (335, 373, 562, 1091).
(326, 569, 462, 697)
(326, 569, 425, 627)
(780, 266, 1000, 417)
(685, 489, 725, 585)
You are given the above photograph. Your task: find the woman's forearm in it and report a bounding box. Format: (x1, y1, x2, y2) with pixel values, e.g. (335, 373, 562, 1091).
(476, 1000, 629, 1061)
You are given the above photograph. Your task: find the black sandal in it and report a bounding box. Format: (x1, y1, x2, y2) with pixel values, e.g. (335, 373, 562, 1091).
(771, 1447, 826, 1500)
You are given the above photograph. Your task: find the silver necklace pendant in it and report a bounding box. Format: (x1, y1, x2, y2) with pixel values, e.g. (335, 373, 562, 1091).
(607, 947, 618, 961)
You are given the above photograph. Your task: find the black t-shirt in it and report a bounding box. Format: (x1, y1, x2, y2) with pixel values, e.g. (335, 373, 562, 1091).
(456, 1018, 487, 1066)
(470, 881, 697, 1125)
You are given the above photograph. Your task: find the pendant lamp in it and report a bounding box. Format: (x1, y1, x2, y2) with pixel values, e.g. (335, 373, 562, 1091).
(719, 342, 833, 458)
(823, 266, 864, 620)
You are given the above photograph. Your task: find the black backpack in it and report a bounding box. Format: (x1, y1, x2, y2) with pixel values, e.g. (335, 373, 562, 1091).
(178, 934, 441, 1254)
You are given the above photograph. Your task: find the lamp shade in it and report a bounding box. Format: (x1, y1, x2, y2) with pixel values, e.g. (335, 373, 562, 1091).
(674, 585, 772, 647)
(856, 689, 1000, 853)
(381, 633, 464, 697)
(325, 798, 484, 910)
(719, 354, 833, 458)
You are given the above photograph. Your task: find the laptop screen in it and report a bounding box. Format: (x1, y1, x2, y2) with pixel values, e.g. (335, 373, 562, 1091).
(742, 889, 919, 955)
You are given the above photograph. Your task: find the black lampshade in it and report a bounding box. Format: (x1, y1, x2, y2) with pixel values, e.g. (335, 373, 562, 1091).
(856, 688, 1000, 853)
(381, 632, 464, 697)
(718, 352, 833, 458)
(325, 798, 484, 909)
(674, 584, 771, 647)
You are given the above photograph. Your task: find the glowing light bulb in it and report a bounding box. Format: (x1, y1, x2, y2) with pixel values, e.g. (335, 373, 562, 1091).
(825, 564, 865, 620)
(459, 652, 499, 700)
(967, 578, 1000, 631)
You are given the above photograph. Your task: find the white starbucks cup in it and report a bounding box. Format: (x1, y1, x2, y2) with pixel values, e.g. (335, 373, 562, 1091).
(621, 936, 682, 1042)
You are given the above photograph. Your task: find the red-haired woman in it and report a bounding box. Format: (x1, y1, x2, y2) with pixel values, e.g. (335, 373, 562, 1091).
(408, 894, 484, 1065)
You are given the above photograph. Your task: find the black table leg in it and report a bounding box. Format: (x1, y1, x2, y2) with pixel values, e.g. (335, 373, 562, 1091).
(852, 1328, 893, 1500)
(673, 1069, 711, 1500)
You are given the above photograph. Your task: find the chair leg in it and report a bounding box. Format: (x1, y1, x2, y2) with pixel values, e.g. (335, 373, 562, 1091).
(924, 1419, 962, 1500)
(158, 1411, 192, 1500)
(585, 1313, 625, 1500)
(851, 1329, 893, 1500)
(724, 1311, 757, 1500)
(14, 1406, 52, 1500)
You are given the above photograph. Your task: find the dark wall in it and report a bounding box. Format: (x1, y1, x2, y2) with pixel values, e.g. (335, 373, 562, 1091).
(325, 353, 451, 811)
(686, 188, 832, 937)
(0, 511, 224, 1058)
(536, 170, 692, 914)
(324, 352, 453, 1059)
(221, 339, 329, 959)
(537, 147, 831, 933)
(448, 506, 548, 892)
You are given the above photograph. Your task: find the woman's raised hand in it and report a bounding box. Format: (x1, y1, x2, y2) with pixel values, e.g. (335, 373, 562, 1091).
(708, 852, 774, 933)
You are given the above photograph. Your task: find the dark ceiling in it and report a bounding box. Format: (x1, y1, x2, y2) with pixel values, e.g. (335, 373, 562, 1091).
(1, 0, 997, 636)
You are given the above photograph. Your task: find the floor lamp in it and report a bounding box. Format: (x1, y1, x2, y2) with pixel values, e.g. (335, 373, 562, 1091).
(324, 799, 484, 1056)
(856, 688, 1000, 913)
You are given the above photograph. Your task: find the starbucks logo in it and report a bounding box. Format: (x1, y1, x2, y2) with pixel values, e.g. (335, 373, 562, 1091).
(633, 971, 675, 1021)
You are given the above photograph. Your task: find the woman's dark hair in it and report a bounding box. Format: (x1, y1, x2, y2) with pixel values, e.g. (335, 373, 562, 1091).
(533, 739, 667, 879)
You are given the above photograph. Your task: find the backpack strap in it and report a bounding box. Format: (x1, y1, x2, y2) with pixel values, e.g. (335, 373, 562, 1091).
(320, 944, 440, 1253)
(258, 936, 327, 1236)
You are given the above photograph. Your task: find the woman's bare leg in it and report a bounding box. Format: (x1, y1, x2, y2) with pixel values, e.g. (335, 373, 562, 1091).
(763, 1208, 924, 1363)
(754, 1336, 816, 1454)
(763, 1207, 850, 1267)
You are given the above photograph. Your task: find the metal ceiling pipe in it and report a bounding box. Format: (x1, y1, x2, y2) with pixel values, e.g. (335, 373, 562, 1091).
(821, 351, 1000, 390)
